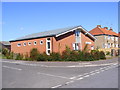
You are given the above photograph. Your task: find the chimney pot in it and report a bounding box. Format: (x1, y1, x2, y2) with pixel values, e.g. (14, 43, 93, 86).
(109, 27, 113, 31)
(97, 25, 101, 28)
(104, 27, 108, 30)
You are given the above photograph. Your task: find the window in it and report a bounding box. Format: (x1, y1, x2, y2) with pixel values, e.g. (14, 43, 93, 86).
(91, 46, 94, 50)
(73, 43, 79, 50)
(34, 41, 37, 45)
(108, 43, 110, 48)
(75, 30, 80, 37)
(86, 42, 91, 44)
(46, 38, 51, 55)
(17, 43, 21, 47)
(40, 40, 43, 45)
(23, 42, 26, 46)
(47, 38, 50, 40)
(108, 35, 110, 40)
(28, 42, 31, 46)
(47, 42, 50, 49)
(111, 36, 114, 40)
(115, 37, 118, 41)
(115, 44, 118, 47)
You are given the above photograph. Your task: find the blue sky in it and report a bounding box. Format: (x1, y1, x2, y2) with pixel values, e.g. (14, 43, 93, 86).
(2, 2, 118, 41)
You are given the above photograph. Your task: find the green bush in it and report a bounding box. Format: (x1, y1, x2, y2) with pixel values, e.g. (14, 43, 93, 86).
(37, 52, 49, 61)
(6, 52, 14, 59)
(2, 48, 9, 56)
(91, 50, 100, 60)
(106, 51, 110, 55)
(24, 53, 31, 61)
(30, 48, 39, 61)
(50, 52, 61, 61)
(15, 53, 23, 60)
(99, 51, 106, 59)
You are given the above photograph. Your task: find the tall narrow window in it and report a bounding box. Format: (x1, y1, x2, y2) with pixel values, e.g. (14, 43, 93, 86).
(46, 38, 51, 55)
(75, 30, 80, 43)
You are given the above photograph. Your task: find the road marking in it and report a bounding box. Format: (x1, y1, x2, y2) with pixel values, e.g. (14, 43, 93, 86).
(77, 77, 84, 80)
(2, 66, 22, 71)
(50, 64, 118, 88)
(83, 75, 90, 77)
(38, 72, 71, 79)
(65, 81, 74, 84)
(51, 84, 62, 88)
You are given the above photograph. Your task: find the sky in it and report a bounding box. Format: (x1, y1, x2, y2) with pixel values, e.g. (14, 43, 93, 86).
(2, 2, 118, 41)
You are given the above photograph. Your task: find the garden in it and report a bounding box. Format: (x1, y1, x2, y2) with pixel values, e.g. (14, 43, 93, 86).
(0, 45, 106, 61)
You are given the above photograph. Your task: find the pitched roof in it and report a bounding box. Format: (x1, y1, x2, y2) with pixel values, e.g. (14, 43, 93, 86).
(89, 26, 118, 36)
(10, 25, 96, 42)
(0, 41, 11, 45)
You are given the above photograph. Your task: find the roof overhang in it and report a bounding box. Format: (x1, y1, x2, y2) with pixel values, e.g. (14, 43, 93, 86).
(55, 26, 96, 40)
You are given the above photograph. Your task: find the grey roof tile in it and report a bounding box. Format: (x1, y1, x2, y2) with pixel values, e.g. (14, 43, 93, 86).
(10, 26, 80, 41)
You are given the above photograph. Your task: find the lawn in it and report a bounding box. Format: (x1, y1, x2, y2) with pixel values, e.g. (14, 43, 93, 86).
(0, 54, 6, 59)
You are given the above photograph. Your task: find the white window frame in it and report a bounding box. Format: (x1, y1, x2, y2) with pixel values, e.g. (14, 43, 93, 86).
(108, 35, 110, 40)
(40, 40, 43, 45)
(115, 37, 118, 41)
(17, 43, 21, 47)
(28, 42, 31, 46)
(23, 42, 26, 46)
(46, 38, 51, 55)
(34, 41, 37, 45)
(73, 43, 79, 50)
(86, 42, 91, 44)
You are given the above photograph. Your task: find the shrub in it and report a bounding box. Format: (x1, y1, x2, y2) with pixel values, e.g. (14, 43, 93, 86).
(30, 48, 39, 61)
(15, 53, 23, 60)
(106, 51, 110, 55)
(6, 52, 14, 59)
(50, 52, 61, 61)
(37, 52, 49, 61)
(24, 53, 31, 61)
(99, 51, 106, 59)
(2, 48, 9, 56)
(91, 50, 100, 60)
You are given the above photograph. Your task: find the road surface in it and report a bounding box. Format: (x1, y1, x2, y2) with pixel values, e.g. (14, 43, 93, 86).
(1, 57, 119, 88)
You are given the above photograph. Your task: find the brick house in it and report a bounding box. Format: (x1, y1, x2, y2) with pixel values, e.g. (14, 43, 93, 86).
(10, 26, 96, 55)
(0, 41, 11, 51)
(89, 25, 118, 55)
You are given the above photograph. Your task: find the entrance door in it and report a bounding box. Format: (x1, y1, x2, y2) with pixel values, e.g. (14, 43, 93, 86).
(46, 38, 51, 55)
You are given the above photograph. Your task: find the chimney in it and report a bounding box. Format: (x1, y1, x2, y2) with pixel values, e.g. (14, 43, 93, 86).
(97, 25, 101, 28)
(109, 27, 113, 31)
(104, 27, 108, 30)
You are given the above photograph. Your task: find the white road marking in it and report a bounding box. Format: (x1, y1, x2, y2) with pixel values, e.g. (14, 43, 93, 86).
(65, 81, 74, 84)
(38, 72, 71, 79)
(2, 66, 22, 71)
(90, 72, 96, 75)
(77, 77, 84, 80)
(83, 75, 90, 77)
(51, 84, 62, 88)
(51, 63, 118, 88)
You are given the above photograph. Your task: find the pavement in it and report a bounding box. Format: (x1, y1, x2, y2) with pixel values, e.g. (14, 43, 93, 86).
(1, 57, 119, 88)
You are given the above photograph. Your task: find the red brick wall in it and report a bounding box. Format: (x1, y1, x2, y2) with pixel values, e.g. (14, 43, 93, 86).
(81, 32, 94, 50)
(52, 32, 75, 53)
(11, 31, 95, 55)
(11, 38, 47, 55)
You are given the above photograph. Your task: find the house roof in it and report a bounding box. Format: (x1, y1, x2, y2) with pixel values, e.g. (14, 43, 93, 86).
(10, 25, 96, 42)
(89, 26, 118, 36)
(0, 41, 11, 45)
